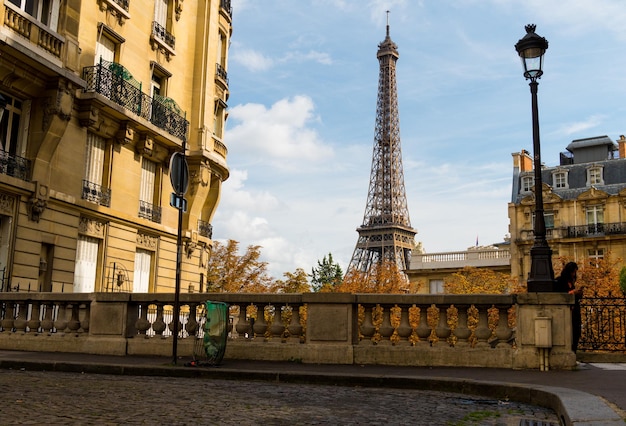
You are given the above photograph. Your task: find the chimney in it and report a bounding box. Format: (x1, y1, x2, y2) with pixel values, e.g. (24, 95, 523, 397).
(513, 149, 533, 172)
(619, 135, 626, 159)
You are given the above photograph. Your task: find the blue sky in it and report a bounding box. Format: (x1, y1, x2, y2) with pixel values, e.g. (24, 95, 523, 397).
(214, 0, 626, 279)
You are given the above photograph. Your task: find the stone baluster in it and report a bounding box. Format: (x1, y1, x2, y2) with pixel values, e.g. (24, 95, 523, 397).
(389, 304, 404, 345)
(408, 304, 421, 345)
(234, 303, 249, 339)
(67, 304, 81, 335)
(396, 305, 412, 343)
(54, 302, 69, 334)
(279, 304, 293, 342)
(371, 304, 384, 344)
(269, 304, 284, 339)
(287, 304, 303, 342)
(40, 302, 55, 334)
(135, 302, 151, 337)
(80, 303, 90, 334)
(1, 302, 15, 332)
(474, 305, 492, 347)
(185, 302, 199, 338)
(494, 305, 514, 347)
(298, 304, 307, 343)
(13, 300, 28, 333)
(453, 306, 472, 347)
(252, 304, 267, 339)
(264, 304, 276, 340)
(435, 304, 451, 344)
(426, 304, 439, 345)
(416, 305, 431, 342)
(168, 304, 187, 338)
(380, 305, 395, 343)
(27, 301, 42, 334)
(151, 303, 167, 337)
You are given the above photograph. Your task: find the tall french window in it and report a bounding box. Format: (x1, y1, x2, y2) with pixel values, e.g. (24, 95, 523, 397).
(74, 236, 99, 293)
(133, 249, 152, 292)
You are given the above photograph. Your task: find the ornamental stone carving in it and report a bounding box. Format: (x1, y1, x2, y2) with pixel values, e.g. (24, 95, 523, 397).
(78, 216, 106, 239)
(0, 192, 15, 216)
(136, 233, 158, 251)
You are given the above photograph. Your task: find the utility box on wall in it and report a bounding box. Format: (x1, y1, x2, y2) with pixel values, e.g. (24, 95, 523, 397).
(534, 316, 552, 348)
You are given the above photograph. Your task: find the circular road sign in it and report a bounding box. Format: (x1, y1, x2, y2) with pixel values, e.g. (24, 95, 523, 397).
(169, 152, 189, 195)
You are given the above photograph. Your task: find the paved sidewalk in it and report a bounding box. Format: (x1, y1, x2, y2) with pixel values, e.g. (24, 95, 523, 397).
(0, 350, 624, 425)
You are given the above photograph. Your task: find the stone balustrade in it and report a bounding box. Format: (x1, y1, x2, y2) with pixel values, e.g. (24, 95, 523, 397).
(0, 292, 576, 369)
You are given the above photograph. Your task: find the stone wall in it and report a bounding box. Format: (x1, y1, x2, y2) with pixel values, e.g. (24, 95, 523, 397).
(0, 292, 576, 370)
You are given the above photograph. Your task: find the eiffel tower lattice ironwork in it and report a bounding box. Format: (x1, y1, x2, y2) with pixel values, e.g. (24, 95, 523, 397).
(347, 19, 417, 275)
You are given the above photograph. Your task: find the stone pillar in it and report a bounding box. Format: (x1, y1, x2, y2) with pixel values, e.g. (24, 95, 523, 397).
(514, 293, 576, 369)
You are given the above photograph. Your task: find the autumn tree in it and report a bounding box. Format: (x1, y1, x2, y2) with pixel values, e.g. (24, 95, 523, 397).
(205, 239, 273, 293)
(310, 253, 343, 292)
(272, 268, 311, 293)
(337, 258, 409, 294)
(444, 267, 512, 294)
(554, 254, 623, 297)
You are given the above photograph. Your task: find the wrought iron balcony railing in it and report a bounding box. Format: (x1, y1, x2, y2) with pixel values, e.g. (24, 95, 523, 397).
(198, 220, 213, 238)
(151, 21, 175, 49)
(111, 0, 130, 11)
(139, 200, 161, 224)
(0, 150, 30, 181)
(215, 63, 229, 85)
(567, 222, 626, 238)
(82, 180, 111, 207)
(82, 60, 188, 140)
(220, 0, 232, 17)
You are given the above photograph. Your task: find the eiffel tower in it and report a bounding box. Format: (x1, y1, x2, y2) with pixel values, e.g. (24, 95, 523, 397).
(347, 15, 417, 275)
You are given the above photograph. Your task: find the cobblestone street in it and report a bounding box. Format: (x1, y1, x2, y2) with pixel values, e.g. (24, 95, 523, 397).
(1, 369, 558, 425)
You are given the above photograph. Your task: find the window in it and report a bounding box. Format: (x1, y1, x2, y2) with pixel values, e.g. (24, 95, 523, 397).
(586, 205, 604, 234)
(95, 34, 116, 65)
(0, 94, 29, 158)
(151, 0, 175, 51)
(588, 248, 604, 264)
(521, 175, 534, 193)
(74, 236, 99, 293)
(532, 211, 554, 229)
(213, 100, 226, 139)
(587, 167, 603, 186)
(138, 158, 161, 223)
(429, 279, 444, 294)
(133, 249, 152, 292)
(8, 0, 60, 30)
(0, 215, 13, 287)
(82, 132, 110, 206)
(553, 171, 568, 189)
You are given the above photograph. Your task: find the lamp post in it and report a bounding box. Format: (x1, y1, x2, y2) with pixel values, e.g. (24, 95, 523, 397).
(515, 24, 555, 292)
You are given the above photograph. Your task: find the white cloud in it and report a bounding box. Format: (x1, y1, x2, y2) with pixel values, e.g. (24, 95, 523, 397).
(230, 46, 274, 72)
(227, 96, 334, 167)
(554, 115, 606, 137)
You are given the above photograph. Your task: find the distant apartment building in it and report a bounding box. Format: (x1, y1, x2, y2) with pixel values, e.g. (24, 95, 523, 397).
(509, 135, 626, 283)
(0, 1, 231, 292)
(406, 245, 511, 294)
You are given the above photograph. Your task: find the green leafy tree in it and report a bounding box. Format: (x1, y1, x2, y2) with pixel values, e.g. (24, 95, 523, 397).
(310, 253, 343, 292)
(619, 266, 626, 296)
(272, 268, 311, 293)
(205, 239, 273, 293)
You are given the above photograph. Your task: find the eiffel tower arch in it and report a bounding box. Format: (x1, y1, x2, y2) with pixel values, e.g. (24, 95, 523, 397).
(347, 17, 417, 276)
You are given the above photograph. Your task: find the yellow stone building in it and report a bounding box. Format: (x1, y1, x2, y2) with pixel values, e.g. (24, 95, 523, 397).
(509, 136, 626, 283)
(0, 0, 231, 293)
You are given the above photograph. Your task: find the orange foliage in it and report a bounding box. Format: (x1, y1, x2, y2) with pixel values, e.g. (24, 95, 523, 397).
(336, 258, 409, 294)
(444, 267, 513, 294)
(554, 254, 623, 297)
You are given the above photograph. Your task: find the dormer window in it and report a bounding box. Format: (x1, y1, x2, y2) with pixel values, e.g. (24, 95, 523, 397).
(521, 175, 534, 193)
(587, 166, 604, 186)
(552, 170, 568, 189)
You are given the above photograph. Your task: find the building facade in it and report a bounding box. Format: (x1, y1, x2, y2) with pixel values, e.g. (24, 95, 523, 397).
(406, 245, 511, 294)
(509, 135, 626, 283)
(0, 0, 231, 293)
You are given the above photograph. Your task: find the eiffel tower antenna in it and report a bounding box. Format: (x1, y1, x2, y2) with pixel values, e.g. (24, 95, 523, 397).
(347, 14, 417, 275)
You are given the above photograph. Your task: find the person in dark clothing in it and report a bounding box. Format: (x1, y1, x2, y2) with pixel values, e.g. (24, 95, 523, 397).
(555, 262, 583, 352)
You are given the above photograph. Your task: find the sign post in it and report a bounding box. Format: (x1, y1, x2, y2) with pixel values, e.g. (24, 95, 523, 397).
(169, 151, 189, 365)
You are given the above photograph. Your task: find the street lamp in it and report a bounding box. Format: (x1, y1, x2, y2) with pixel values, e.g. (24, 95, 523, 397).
(515, 24, 555, 292)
